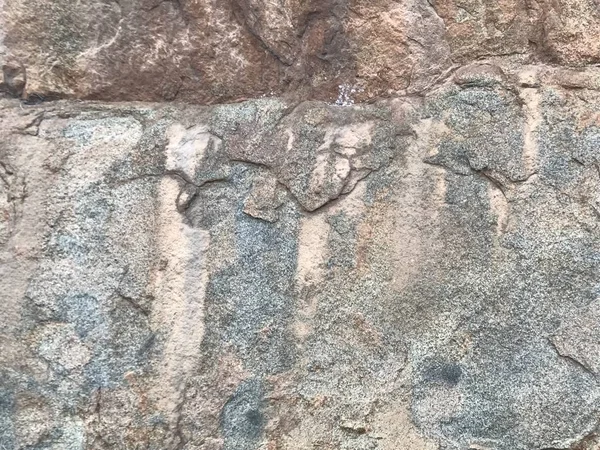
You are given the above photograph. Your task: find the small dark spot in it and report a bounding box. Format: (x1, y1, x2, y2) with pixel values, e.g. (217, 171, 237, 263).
(245, 408, 262, 427)
(423, 361, 463, 386)
(138, 332, 156, 356)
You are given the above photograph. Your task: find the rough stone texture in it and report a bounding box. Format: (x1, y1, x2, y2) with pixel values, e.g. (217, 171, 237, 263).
(2, 0, 600, 447)
(2, 0, 598, 103)
(1, 62, 600, 449)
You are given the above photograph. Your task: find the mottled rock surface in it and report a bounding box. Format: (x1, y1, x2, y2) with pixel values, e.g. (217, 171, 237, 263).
(1, 63, 600, 449)
(1, 0, 600, 448)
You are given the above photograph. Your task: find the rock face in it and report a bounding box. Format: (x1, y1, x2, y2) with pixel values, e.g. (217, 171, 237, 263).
(1, 66, 600, 449)
(1, 0, 600, 449)
(2, 0, 599, 103)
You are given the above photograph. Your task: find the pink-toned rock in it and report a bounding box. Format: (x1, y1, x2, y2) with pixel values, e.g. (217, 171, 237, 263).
(2, 0, 597, 103)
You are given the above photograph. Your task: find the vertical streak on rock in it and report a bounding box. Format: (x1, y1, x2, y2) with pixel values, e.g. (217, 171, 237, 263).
(487, 183, 509, 235)
(294, 212, 330, 341)
(150, 176, 210, 419)
(391, 157, 428, 292)
(296, 213, 329, 286)
(390, 117, 445, 292)
(0, 135, 50, 450)
(520, 87, 542, 178)
(433, 168, 447, 209)
(416, 117, 449, 210)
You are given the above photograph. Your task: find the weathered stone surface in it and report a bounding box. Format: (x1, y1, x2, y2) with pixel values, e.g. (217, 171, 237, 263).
(1, 65, 599, 449)
(2, 0, 598, 103)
